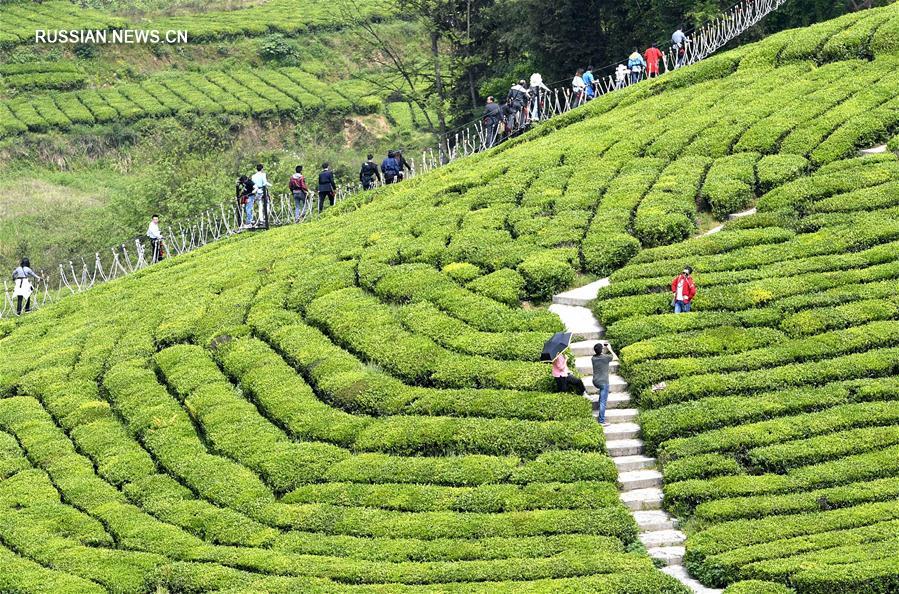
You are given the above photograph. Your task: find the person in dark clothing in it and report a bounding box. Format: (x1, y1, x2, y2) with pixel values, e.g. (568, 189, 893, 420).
(317, 163, 336, 213)
(360, 154, 381, 190)
(12, 258, 40, 315)
(591, 343, 614, 425)
(506, 80, 529, 130)
(483, 96, 502, 148)
(381, 151, 400, 184)
(235, 174, 254, 226)
(393, 150, 412, 181)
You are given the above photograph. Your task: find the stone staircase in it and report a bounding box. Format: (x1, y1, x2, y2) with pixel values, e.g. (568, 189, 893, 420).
(551, 280, 722, 594)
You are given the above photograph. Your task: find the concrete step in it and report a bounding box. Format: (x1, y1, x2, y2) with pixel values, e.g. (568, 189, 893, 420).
(661, 565, 723, 594)
(570, 340, 602, 357)
(605, 439, 644, 457)
(618, 469, 662, 491)
(860, 143, 887, 155)
(647, 546, 685, 566)
(603, 422, 641, 441)
(583, 392, 631, 409)
(552, 278, 610, 306)
(620, 487, 664, 510)
(575, 355, 619, 375)
(727, 207, 756, 220)
(613, 454, 655, 472)
(548, 304, 604, 340)
(639, 529, 686, 548)
(634, 510, 677, 532)
(604, 408, 638, 423)
(584, 375, 628, 394)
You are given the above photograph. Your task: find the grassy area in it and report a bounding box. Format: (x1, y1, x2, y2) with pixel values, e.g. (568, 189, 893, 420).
(2, 5, 899, 592)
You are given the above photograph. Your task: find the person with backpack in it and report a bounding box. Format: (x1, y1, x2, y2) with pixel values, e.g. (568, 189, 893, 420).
(317, 163, 337, 213)
(381, 151, 400, 184)
(359, 154, 381, 190)
(483, 96, 503, 147)
(671, 266, 696, 313)
(672, 26, 688, 68)
(582, 66, 596, 100)
(591, 343, 614, 426)
(251, 163, 272, 228)
(236, 174, 254, 226)
(146, 214, 164, 263)
(628, 48, 647, 85)
(645, 43, 664, 78)
(507, 80, 529, 131)
(12, 258, 40, 316)
(394, 149, 412, 181)
(289, 165, 310, 222)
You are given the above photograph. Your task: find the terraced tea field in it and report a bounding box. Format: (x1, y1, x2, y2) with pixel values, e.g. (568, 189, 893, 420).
(1, 4, 899, 592)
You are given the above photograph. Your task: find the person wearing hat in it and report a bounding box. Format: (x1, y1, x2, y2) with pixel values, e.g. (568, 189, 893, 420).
(671, 266, 696, 313)
(507, 79, 530, 131)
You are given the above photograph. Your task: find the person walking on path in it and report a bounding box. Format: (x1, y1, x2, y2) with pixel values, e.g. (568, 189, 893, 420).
(483, 96, 503, 147)
(359, 154, 381, 190)
(582, 66, 596, 100)
(644, 43, 664, 78)
(615, 63, 629, 89)
(672, 26, 688, 68)
(12, 258, 40, 316)
(289, 165, 310, 222)
(552, 350, 586, 395)
(628, 48, 646, 85)
(317, 163, 337, 213)
(394, 149, 412, 181)
(671, 266, 696, 313)
(507, 80, 530, 130)
(592, 343, 614, 426)
(236, 174, 254, 226)
(251, 163, 272, 227)
(146, 214, 164, 263)
(381, 151, 400, 184)
(571, 68, 587, 105)
(529, 73, 550, 120)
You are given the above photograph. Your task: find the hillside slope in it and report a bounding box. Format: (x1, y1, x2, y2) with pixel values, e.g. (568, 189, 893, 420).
(2, 4, 899, 592)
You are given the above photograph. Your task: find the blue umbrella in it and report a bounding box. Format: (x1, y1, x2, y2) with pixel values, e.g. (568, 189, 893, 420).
(541, 332, 572, 362)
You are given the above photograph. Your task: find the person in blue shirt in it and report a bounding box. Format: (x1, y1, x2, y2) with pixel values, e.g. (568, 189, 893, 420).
(381, 151, 400, 184)
(582, 66, 596, 100)
(627, 49, 646, 85)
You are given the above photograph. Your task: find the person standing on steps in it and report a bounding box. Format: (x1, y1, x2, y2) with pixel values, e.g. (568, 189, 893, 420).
(394, 149, 412, 181)
(12, 258, 40, 316)
(317, 163, 337, 213)
(236, 174, 254, 226)
(572, 68, 587, 105)
(289, 165, 310, 222)
(552, 350, 587, 395)
(592, 342, 614, 426)
(615, 63, 629, 89)
(359, 154, 381, 190)
(671, 266, 696, 313)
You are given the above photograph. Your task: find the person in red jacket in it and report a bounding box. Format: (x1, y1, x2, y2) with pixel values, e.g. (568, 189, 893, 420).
(671, 266, 696, 313)
(645, 43, 664, 78)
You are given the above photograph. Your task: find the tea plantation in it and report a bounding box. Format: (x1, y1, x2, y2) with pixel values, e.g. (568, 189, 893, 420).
(1, 4, 899, 592)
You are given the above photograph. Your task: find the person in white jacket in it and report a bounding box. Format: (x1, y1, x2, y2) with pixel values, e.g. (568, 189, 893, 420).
(12, 258, 40, 315)
(571, 68, 587, 104)
(529, 72, 550, 120)
(615, 64, 629, 89)
(146, 214, 164, 263)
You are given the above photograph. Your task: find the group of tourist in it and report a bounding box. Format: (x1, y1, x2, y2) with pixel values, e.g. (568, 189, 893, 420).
(573, 28, 689, 102)
(234, 151, 413, 228)
(482, 73, 552, 147)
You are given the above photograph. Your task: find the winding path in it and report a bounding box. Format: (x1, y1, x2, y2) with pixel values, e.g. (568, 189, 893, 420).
(550, 279, 722, 594)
